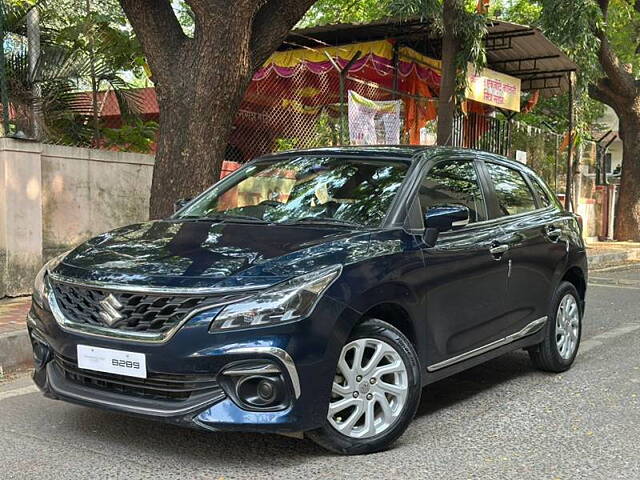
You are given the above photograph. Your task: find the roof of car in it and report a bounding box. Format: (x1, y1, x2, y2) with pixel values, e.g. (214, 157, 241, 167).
(260, 146, 530, 170)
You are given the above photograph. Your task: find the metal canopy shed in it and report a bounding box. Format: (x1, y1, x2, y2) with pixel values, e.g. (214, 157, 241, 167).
(285, 18, 578, 96)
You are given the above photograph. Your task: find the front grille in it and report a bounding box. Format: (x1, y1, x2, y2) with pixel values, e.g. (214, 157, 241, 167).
(50, 280, 240, 334)
(55, 355, 222, 402)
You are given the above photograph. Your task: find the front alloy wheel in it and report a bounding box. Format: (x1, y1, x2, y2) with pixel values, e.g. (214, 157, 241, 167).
(328, 338, 408, 439)
(307, 319, 421, 455)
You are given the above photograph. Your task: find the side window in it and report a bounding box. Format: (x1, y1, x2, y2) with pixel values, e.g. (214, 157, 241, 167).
(418, 160, 487, 223)
(485, 163, 537, 216)
(529, 177, 552, 208)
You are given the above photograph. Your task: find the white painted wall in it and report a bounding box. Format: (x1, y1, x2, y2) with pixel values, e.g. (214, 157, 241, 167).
(0, 139, 153, 297)
(599, 105, 623, 173)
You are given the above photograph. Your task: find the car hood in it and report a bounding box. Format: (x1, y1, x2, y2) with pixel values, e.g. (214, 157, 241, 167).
(53, 220, 378, 290)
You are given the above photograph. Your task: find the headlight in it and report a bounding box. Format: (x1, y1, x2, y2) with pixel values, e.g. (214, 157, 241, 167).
(210, 265, 342, 332)
(33, 252, 69, 307)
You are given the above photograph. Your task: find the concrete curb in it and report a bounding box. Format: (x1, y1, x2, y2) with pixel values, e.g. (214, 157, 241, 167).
(0, 329, 32, 372)
(588, 249, 640, 270)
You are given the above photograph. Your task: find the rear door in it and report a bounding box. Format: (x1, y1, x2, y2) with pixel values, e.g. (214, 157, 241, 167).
(480, 160, 567, 333)
(417, 156, 511, 366)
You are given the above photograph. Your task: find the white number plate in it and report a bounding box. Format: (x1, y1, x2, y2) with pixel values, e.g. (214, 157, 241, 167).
(77, 345, 147, 379)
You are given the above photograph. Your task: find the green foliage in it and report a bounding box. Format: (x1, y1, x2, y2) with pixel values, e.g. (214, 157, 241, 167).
(274, 137, 298, 151)
(40, 0, 146, 81)
(310, 110, 340, 146)
(299, 0, 392, 27)
(539, 0, 603, 83)
(1, 0, 153, 148)
(390, 0, 488, 102)
(607, 0, 640, 76)
(489, 1, 605, 140)
(103, 119, 158, 153)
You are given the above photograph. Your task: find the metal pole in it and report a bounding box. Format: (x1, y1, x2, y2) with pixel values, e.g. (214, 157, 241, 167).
(564, 73, 574, 211)
(339, 71, 345, 145)
(86, 0, 100, 143)
(391, 42, 399, 101)
(554, 134, 558, 193)
(326, 51, 361, 146)
(27, 6, 41, 139)
(0, 0, 10, 135)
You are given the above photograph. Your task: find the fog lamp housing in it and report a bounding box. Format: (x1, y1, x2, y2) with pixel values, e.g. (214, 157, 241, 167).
(219, 361, 292, 412)
(29, 330, 52, 369)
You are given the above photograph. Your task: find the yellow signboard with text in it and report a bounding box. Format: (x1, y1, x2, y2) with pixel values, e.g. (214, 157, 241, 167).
(466, 64, 521, 112)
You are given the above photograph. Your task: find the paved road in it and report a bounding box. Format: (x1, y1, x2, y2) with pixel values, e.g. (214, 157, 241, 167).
(1, 266, 639, 480)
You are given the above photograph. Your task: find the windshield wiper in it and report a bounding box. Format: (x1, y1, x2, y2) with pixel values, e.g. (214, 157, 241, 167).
(281, 217, 364, 228)
(178, 214, 267, 223)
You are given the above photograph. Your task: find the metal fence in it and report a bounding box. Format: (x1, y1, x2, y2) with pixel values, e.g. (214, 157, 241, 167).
(451, 112, 511, 157)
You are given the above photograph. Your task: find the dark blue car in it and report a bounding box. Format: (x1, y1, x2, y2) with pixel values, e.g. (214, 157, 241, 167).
(28, 147, 587, 454)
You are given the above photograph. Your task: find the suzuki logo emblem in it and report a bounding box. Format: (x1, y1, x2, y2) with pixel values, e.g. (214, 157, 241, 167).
(98, 294, 124, 327)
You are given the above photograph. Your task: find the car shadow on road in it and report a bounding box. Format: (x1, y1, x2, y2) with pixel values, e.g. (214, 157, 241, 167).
(62, 350, 542, 463)
(415, 349, 539, 419)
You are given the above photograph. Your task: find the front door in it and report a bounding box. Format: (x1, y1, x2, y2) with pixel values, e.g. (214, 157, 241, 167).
(417, 157, 510, 367)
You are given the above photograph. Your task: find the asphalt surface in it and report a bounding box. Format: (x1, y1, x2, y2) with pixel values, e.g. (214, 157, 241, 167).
(1, 266, 639, 479)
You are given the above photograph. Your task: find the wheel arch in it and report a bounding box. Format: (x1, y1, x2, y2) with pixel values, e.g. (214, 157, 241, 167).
(357, 302, 417, 348)
(560, 266, 587, 301)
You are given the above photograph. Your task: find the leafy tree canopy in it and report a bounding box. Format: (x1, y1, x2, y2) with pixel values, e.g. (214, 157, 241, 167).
(300, 0, 392, 27)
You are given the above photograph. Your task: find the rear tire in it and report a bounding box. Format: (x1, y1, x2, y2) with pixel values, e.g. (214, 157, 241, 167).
(529, 281, 582, 373)
(307, 318, 421, 455)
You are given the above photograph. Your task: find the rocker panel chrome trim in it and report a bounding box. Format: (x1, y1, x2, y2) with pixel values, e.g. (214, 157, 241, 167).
(427, 316, 548, 372)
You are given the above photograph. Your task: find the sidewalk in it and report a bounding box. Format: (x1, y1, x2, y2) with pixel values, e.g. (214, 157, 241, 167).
(586, 241, 640, 270)
(0, 297, 32, 373)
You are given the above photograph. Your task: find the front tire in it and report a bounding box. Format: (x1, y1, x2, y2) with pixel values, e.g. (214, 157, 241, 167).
(529, 281, 582, 373)
(307, 318, 421, 455)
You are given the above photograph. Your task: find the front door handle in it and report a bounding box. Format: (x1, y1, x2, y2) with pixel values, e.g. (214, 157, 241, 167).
(489, 244, 509, 256)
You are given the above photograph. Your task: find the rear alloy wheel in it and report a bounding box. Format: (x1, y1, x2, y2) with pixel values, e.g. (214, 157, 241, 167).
(307, 319, 421, 455)
(529, 281, 582, 372)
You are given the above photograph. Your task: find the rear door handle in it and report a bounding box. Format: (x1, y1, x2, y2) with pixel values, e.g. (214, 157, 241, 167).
(489, 244, 509, 256)
(545, 225, 562, 241)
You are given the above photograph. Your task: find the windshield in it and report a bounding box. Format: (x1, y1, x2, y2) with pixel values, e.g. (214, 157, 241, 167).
(176, 155, 409, 227)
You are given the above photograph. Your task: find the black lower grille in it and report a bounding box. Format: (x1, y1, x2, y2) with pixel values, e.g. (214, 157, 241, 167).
(55, 355, 222, 402)
(50, 280, 242, 334)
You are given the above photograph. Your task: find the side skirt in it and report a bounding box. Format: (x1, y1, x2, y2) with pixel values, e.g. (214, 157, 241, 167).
(422, 316, 547, 385)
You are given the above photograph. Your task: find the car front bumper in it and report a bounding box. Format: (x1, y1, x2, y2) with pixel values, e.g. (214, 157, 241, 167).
(27, 295, 359, 434)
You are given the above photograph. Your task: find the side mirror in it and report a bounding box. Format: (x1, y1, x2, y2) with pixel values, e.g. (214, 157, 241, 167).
(423, 205, 470, 246)
(174, 198, 192, 213)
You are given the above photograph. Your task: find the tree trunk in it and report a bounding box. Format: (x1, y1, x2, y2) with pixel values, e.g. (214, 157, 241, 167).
(149, 29, 254, 218)
(437, 0, 461, 146)
(613, 110, 640, 240)
(119, 0, 316, 219)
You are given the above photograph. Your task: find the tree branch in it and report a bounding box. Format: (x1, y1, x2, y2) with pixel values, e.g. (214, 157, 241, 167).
(594, 0, 637, 98)
(118, 0, 187, 82)
(249, 0, 317, 68)
(589, 78, 625, 111)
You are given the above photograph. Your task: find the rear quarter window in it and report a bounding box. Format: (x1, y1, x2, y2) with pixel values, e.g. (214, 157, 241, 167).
(529, 176, 553, 208)
(485, 163, 537, 216)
